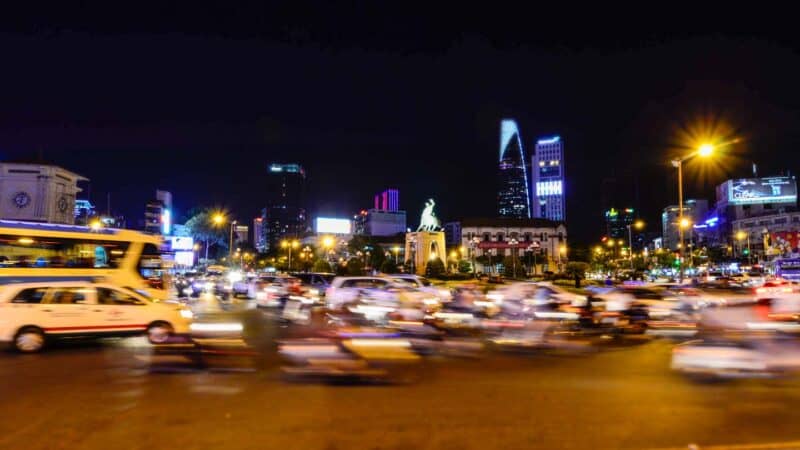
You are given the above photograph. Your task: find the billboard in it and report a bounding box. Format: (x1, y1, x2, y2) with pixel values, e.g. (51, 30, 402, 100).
(728, 177, 797, 205)
(315, 217, 352, 234)
(170, 236, 195, 251)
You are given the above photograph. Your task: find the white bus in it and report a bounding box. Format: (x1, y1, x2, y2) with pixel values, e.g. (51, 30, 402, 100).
(0, 220, 171, 300)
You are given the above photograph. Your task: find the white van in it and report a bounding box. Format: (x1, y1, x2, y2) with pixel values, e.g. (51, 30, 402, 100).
(0, 281, 193, 352)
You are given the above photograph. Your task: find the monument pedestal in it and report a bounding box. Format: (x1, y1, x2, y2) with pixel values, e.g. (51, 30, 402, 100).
(405, 231, 446, 275)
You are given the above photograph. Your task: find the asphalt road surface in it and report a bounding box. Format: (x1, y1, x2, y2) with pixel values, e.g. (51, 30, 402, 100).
(2, 324, 800, 449)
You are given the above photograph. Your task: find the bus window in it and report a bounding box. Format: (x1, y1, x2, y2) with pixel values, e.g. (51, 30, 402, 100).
(138, 243, 167, 288)
(0, 235, 129, 269)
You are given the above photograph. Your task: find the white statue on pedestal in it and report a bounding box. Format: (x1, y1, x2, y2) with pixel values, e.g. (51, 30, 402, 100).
(417, 198, 440, 231)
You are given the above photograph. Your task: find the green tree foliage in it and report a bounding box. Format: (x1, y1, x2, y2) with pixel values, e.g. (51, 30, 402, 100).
(184, 210, 228, 259)
(346, 257, 364, 276)
(425, 257, 446, 278)
(380, 259, 398, 274)
(457, 259, 473, 274)
(369, 245, 386, 269)
(565, 261, 590, 288)
(503, 256, 525, 278)
(312, 259, 333, 273)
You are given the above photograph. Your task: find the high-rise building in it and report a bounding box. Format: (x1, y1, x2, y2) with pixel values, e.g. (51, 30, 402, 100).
(354, 189, 406, 236)
(605, 207, 635, 239)
(144, 190, 172, 235)
(253, 217, 266, 252)
(661, 199, 708, 250)
(532, 135, 566, 221)
(263, 163, 307, 252)
(74, 199, 96, 225)
(374, 188, 399, 212)
(497, 119, 531, 218)
(234, 225, 249, 245)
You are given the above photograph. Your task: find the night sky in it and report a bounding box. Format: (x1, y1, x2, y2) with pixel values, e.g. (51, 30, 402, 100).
(2, 6, 800, 244)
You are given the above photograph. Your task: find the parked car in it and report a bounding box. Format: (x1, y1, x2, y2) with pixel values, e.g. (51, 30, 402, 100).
(0, 281, 193, 352)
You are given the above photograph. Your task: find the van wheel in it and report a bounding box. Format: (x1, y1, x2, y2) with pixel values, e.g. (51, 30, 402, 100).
(147, 322, 174, 344)
(14, 327, 45, 353)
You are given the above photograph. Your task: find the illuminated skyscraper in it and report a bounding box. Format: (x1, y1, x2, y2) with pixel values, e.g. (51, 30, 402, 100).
(263, 163, 307, 251)
(497, 119, 531, 218)
(532, 135, 566, 221)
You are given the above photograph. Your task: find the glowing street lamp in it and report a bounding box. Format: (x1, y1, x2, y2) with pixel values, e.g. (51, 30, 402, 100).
(392, 246, 400, 264)
(280, 239, 300, 271)
(627, 220, 645, 269)
(89, 219, 102, 231)
(671, 143, 718, 282)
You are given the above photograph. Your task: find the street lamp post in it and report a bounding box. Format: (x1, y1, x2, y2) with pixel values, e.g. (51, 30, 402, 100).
(228, 220, 237, 261)
(671, 143, 714, 283)
(471, 237, 480, 278)
(509, 238, 519, 278)
(627, 220, 645, 269)
(207, 213, 226, 261)
(281, 239, 299, 271)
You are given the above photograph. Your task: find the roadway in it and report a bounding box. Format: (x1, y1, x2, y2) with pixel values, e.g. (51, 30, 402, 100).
(2, 327, 800, 450)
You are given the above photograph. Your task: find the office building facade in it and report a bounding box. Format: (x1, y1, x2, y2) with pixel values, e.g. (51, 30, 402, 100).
(661, 199, 708, 250)
(263, 163, 307, 252)
(497, 119, 531, 218)
(253, 217, 266, 252)
(144, 190, 172, 235)
(532, 135, 566, 221)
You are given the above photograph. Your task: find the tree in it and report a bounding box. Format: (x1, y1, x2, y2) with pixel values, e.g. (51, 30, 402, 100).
(184, 210, 228, 260)
(346, 257, 364, 276)
(312, 259, 333, 273)
(503, 255, 524, 278)
(457, 259, 472, 274)
(369, 245, 386, 269)
(565, 261, 590, 288)
(380, 259, 398, 274)
(425, 257, 446, 278)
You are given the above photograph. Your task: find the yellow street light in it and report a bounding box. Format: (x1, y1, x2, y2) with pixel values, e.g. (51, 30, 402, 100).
(736, 230, 747, 241)
(559, 245, 567, 254)
(698, 143, 714, 157)
(617, 240, 624, 246)
(606, 240, 614, 247)
(89, 220, 102, 231)
(449, 250, 458, 259)
(594, 246, 603, 254)
(212, 213, 225, 225)
(679, 218, 691, 229)
(633, 220, 645, 230)
(322, 236, 335, 249)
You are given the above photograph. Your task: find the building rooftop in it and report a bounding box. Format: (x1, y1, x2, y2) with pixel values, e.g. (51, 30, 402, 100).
(454, 217, 564, 228)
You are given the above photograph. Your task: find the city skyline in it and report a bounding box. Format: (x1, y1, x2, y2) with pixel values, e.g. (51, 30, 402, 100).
(3, 22, 800, 243)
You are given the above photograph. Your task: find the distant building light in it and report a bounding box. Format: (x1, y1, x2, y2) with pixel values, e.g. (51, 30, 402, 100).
(537, 136, 561, 145)
(161, 209, 171, 235)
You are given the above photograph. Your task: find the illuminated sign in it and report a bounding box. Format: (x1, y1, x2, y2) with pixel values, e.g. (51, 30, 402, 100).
(315, 217, 352, 234)
(727, 177, 797, 205)
(536, 180, 562, 196)
(161, 209, 171, 235)
(170, 236, 195, 251)
(174, 251, 194, 266)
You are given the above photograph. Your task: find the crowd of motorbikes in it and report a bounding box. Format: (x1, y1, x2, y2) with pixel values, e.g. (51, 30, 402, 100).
(161, 271, 800, 383)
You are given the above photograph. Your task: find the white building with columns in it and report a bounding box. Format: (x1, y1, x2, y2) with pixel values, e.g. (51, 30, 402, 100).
(444, 217, 568, 273)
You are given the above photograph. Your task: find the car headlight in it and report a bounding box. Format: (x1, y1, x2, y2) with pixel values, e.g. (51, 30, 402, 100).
(307, 288, 320, 297)
(180, 309, 194, 319)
